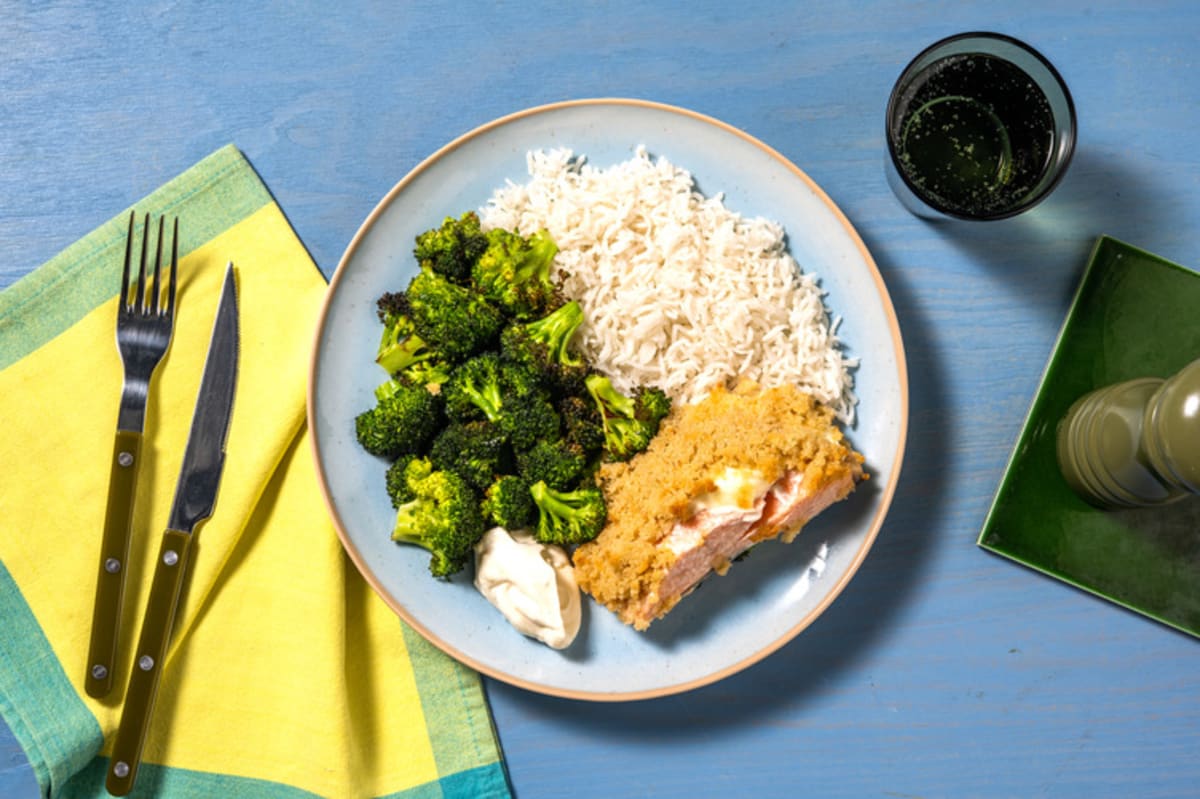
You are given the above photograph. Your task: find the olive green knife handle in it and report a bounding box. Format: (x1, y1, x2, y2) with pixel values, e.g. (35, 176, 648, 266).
(106, 529, 193, 797)
(85, 429, 143, 698)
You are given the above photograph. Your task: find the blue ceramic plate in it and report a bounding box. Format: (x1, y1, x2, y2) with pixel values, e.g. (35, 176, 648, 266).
(308, 99, 908, 700)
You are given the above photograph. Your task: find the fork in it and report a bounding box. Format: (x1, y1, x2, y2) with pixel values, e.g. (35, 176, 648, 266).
(85, 211, 178, 699)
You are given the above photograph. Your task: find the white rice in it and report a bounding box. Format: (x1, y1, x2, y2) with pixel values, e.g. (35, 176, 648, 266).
(480, 147, 856, 422)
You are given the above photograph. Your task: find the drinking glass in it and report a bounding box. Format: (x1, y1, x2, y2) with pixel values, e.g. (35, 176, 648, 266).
(885, 32, 1076, 220)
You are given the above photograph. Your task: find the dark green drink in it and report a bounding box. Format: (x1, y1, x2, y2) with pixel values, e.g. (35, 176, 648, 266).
(886, 34, 1075, 220)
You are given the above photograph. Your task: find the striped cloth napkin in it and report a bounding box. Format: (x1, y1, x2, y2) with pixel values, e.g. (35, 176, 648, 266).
(0, 146, 510, 799)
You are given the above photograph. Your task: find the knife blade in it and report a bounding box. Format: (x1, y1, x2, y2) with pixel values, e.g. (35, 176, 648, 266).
(106, 262, 239, 797)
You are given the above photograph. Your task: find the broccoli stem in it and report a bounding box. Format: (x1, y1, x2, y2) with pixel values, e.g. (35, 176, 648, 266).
(377, 318, 433, 375)
(525, 300, 584, 366)
(468, 380, 504, 422)
(586, 373, 635, 419)
(529, 481, 576, 519)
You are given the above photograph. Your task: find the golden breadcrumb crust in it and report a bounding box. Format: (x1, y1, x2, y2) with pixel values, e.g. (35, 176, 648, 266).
(572, 380, 864, 628)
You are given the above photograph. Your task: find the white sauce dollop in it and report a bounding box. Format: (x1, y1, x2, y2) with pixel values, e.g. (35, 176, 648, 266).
(474, 527, 581, 649)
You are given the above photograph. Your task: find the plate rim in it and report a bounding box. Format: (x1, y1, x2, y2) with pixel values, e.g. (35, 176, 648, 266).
(306, 97, 909, 701)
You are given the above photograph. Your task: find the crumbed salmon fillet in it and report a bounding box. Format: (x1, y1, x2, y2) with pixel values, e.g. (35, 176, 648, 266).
(572, 380, 864, 630)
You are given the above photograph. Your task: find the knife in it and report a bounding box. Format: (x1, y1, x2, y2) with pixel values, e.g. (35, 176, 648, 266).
(106, 262, 238, 797)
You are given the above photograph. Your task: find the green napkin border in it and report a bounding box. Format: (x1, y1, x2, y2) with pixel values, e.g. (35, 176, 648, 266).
(0, 561, 102, 795)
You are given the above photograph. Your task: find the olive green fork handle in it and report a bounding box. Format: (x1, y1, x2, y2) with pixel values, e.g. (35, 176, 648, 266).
(85, 429, 143, 698)
(106, 528, 193, 797)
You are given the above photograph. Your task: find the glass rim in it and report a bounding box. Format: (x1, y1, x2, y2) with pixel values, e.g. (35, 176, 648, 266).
(885, 31, 1078, 221)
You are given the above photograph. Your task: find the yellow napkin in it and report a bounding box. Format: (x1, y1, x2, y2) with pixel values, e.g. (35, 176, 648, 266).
(0, 146, 510, 799)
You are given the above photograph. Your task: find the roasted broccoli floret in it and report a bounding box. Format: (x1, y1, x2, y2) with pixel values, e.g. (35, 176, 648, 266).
(385, 453, 419, 508)
(585, 374, 671, 462)
(636, 384, 672, 421)
(406, 267, 504, 362)
(376, 291, 408, 319)
(481, 474, 537, 530)
(499, 300, 588, 394)
(557, 393, 606, 455)
(428, 420, 511, 490)
(413, 211, 489, 285)
(499, 387, 561, 452)
(374, 291, 438, 376)
(471, 227, 561, 319)
(397, 356, 454, 390)
(354, 378, 442, 459)
(390, 457, 485, 577)
(442, 354, 560, 450)
(372, 291, 456, 389)
(529, 480, 606, 545)
(442, 352, 506, 422)
(516, 438, 589, 490)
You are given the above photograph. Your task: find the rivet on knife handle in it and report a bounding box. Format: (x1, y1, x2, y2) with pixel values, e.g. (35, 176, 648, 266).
(85, 429, 143, 698)
(106, 529, 192, 797)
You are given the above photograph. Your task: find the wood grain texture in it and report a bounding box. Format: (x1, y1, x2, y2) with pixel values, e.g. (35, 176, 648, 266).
(2, 2, 1197, 797)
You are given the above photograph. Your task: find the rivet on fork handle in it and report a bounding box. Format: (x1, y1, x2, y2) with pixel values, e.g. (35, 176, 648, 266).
(86, 429, 143, 698)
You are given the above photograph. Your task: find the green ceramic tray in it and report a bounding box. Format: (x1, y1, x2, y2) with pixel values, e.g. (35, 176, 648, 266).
(978, 236, 1200, 637)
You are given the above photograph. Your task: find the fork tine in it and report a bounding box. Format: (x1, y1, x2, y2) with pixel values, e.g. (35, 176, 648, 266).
(150, 217, 164, 314)
(121, 211, 135, 311)
(167, 218, 178, 316)
(137, 214, 150, 314)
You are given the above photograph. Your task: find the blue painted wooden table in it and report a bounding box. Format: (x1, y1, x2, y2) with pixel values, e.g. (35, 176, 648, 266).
(3, 2, 1197, 797)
